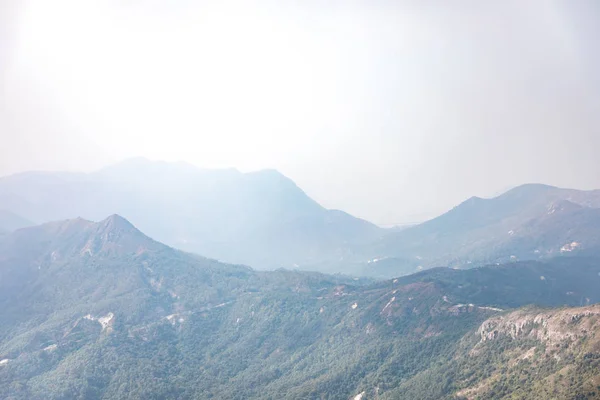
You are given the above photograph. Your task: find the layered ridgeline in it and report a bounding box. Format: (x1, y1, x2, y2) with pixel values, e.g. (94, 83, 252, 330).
(1, 216, 600, 399)
(359, 183, 600, 277)
(0, 158, 382, 270)
(2, 160, 600, 278)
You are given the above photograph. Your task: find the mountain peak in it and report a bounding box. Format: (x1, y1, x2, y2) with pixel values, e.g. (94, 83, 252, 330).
(76, 215, 162, 258)
(91, 214, 149, 244)
(99, 214, 136, 232)
(465, 195, 485, 204)
(498, 183, 559, 199)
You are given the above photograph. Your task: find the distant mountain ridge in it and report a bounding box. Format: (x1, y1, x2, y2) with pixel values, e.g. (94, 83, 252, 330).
(0, 158, 383, 270)
(2, 160, 600, 277)
(359, 183, 600, 277)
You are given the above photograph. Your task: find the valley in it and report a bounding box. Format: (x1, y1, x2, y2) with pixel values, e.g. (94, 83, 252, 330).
(3, 2, 599, 398)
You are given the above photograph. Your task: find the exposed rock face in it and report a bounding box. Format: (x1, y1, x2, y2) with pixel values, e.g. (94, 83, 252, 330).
(477, 304, 600, 348)
(83, 312, 115, 333)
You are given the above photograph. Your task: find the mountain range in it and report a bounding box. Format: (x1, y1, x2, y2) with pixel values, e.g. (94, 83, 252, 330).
(1, 160, 600, 278)
(1, 215, 600, 399)
(356, 183, 600, 277)
(0, 158, 382, 270)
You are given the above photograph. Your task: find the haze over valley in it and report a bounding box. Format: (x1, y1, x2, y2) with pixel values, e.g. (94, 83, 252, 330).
(1, 160, 600, 398)
(1, 159, 600, 278)
(2, 1, 600, 399)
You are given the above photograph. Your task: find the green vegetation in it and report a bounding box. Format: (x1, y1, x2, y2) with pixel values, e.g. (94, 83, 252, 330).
(1, 216, 600, 399)
(374, 184, 600, 275)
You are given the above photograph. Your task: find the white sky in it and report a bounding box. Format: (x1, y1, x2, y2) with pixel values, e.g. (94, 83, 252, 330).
(1, 0, 600, 225)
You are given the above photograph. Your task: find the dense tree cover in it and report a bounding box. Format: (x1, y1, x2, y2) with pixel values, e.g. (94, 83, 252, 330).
(385, 307, 600, 400)
(1, 216, 600, 399)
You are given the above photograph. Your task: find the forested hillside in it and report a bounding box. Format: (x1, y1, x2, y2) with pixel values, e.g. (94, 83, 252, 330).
(1, 217, 600, 399)
(364, 184, 600, 277)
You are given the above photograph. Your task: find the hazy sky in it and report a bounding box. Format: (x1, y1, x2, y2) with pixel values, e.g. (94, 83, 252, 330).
(1, 0, 599, 225)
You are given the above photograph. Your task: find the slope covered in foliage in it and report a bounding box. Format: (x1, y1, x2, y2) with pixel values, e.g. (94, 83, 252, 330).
(388, 304, 600, 400)
(1, 217, 599, 399)
(366, 184, 600, 277)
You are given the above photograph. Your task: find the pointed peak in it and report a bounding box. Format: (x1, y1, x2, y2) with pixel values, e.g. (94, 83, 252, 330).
(97, 214, 137, 233)
(466, 195, 484, 203)
(104, 213, 130, 222)
(452, 196, 485, 210)
(83, 215, 162, 256)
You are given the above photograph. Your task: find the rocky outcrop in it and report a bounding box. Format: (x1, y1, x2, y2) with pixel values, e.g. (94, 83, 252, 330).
(477, 304, 600, 348)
